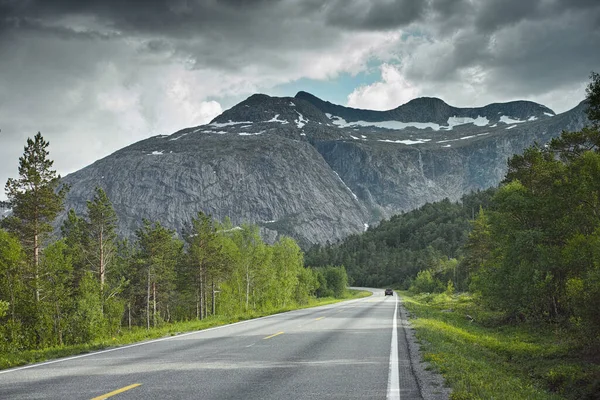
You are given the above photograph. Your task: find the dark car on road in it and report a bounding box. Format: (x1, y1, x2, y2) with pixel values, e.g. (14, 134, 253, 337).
(385, 288, 393, 296)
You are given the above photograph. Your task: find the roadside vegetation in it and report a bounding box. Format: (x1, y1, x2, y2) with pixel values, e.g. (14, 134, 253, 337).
(309, 72, 600, 398)
(0, 133, 354, 369)
(0, 289, 369, 370)
(401, 291, 599, 400)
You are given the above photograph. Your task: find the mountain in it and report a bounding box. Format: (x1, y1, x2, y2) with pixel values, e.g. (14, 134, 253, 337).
(60, 93, 589, 247)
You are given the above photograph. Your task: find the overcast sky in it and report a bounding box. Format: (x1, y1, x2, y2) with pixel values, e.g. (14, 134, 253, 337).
(1, 0, 599, 200)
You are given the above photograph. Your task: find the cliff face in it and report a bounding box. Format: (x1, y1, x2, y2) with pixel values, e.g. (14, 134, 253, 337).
(61, 93, 589, 246)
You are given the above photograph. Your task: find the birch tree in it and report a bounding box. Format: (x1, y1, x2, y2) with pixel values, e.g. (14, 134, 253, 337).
(86, 187, 117, 291)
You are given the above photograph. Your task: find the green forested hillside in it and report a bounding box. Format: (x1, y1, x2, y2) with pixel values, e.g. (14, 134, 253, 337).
(305, 189, 495, 288)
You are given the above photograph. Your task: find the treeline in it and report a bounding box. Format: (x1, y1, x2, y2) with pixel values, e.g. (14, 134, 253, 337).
(0, 134, 346, 352)
(305, 189, 495, 289)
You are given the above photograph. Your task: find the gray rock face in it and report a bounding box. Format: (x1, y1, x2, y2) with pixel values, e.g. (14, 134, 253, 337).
(60, 93, 589, 246)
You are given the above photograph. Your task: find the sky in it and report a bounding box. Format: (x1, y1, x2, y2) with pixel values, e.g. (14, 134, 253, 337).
(1, 0, 599, 200)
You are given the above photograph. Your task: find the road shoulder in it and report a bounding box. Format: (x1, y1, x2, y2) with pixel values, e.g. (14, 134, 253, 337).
(399, 296, 451, 400)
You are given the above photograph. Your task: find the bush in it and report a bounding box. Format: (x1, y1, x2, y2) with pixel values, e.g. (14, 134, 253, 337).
(410, 270, 443, 294)
(313, 266, 348, 298)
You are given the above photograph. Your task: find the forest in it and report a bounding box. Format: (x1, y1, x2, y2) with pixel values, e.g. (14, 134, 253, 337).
(0, 139, 348, 353)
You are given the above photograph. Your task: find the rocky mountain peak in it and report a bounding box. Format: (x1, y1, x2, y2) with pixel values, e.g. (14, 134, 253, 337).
(211, 93, 330, 127)
(294, 91, 556, 128)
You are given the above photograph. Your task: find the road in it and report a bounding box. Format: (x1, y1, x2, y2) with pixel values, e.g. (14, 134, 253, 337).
(0, 289, 426, 400)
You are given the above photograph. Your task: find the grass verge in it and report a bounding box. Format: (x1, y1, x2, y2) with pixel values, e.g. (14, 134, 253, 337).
(399, 291, 600, 400)
(0, 289, 371, 371)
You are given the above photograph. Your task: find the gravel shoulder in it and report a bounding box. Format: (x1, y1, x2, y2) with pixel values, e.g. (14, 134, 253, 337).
(399, 296, 451, 400)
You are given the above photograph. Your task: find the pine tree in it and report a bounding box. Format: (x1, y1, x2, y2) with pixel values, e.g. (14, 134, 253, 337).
(585, 71, 600, 127)
(60, 209, 89, 289)
(4, 132, 68, 303)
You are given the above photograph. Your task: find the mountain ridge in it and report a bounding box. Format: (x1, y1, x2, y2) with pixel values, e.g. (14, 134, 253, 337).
(60, 91, 588, 247)
(294, 91, 555, 126)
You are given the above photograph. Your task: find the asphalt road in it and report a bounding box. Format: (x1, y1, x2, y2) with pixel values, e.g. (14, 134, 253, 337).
(0, 289, 426, 400)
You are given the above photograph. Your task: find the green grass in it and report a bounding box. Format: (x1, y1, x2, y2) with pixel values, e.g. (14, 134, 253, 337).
(0, 289, 371, 370)
(399, 291, 600, 400)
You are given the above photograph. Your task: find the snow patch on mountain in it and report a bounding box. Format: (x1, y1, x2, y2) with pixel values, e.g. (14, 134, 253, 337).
(210, 120, 253, 128)
(266, 114, 289, 124)
(326, 114, 497, 131)
(238, 131, 265, 136)
(460, 132, 489, 140)
(169, 132, 189, 141)
(437, 132, 489, 143)
(500, 116, 526, 124)
(331, 116, 441, 131)
(378, 139, 432, 145)
(295, 112, 308, 128)
(443, 116, 489, 130)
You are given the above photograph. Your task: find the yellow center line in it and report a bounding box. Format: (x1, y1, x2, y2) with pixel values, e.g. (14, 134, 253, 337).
(90, 383, 142, 400)
(263, 331, 284, 340)
(315, 316, 325, 321)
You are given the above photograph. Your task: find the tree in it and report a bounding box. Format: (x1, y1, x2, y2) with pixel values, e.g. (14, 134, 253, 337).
(586, 71, 600, 127)
(135, 220, 182, 329)
(71, 272, 104, 344)
(4, 132, 68, 303)
(60, 209, 89, 289)
(461, 208, 492, 290)
(205, 229, 238, 316)
(0, 229, 25, 320)
(231, 224, 271, 311)
(0, 229, 27, 350)
(271, 237, 302, 308)
(184, 212, 218, 320)
(86, 187, 117, 291)
(38, 240, 73, 346)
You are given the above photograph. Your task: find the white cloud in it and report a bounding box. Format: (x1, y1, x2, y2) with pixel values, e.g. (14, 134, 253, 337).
(347, 64, 420, 110)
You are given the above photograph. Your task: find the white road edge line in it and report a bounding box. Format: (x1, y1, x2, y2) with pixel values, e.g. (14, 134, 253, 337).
(387, 294, 400, 400)
(0, 294, 370, 375)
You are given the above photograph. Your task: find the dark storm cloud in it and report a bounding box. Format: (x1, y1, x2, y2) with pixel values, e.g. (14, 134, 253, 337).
(429, 0, 469, 16)
(474, 0, 542, 33)
(324, 0, 426, 30)
(0, 0, 284, 36)
(1, 0, 598, 101)
(1, 0, 431, 38)
(398, 0, 600, 106)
